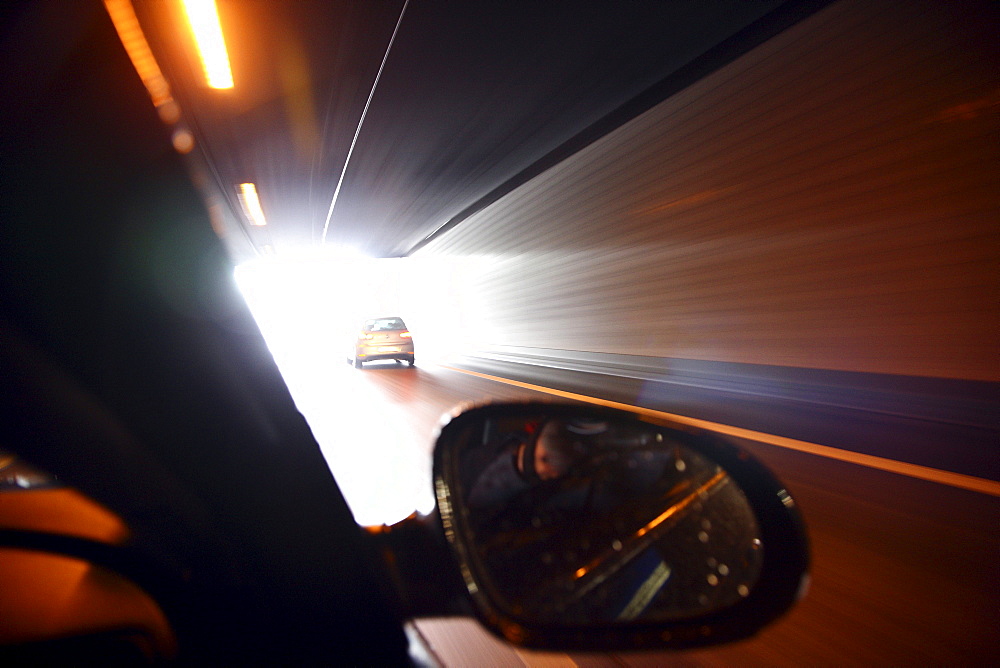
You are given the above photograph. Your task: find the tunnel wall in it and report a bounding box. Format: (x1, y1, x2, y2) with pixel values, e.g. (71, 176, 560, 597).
(414, 0, 999, 383)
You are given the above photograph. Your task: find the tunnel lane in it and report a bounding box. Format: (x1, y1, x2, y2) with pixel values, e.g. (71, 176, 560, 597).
(442, 364, 1000, 498)
(277, 351, 999, 666)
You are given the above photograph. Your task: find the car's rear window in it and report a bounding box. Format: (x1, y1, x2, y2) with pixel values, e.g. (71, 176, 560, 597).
(364, 317, 407, 332)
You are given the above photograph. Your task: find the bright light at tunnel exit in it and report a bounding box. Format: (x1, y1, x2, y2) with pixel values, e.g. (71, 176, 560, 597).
(233, 249, 439, 524)
(233, 250, 366, 391)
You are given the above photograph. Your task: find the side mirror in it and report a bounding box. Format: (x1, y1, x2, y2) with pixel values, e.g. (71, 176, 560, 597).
(432, 402, 809, 651)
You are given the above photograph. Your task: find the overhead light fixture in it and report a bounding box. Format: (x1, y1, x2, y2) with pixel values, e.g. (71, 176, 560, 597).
(181, 0, 234, 89)
(238, 183, 268, 226)
(103, 0, 173, 107)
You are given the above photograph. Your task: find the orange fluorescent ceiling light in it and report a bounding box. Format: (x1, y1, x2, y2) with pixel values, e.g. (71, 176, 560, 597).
(103, 0, 172, 107)
(239, 183, 268, 226)
(181, 0, 234, 89)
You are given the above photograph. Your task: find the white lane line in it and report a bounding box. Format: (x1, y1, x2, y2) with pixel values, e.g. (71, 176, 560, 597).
(444, 366, 1000, 498)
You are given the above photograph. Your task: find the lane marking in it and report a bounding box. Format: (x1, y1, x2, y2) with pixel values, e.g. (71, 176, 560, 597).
(443, 365, 1000, 498)
(512, 649, 578, 668)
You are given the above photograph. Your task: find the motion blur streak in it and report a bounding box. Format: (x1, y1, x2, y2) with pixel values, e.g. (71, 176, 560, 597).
(321, 0, 411, 245)
(277, 37, 320, 165)
(180, 0, 233, 89)
(103, 0, 171, 107)
(414, 0, 998, 383)
(444, 366, 1000, 498)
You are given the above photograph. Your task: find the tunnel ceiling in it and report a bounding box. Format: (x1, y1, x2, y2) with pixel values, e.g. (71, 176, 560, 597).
(137, 0, 803, 259)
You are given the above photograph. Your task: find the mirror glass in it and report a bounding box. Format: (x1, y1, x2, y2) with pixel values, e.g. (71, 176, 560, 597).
(451, 413, 764, 625)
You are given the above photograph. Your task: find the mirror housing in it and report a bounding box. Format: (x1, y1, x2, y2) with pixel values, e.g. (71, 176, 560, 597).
(432, 402, 809, 651)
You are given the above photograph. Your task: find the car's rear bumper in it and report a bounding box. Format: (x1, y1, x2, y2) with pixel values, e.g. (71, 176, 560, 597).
(356, 344, 414, 362)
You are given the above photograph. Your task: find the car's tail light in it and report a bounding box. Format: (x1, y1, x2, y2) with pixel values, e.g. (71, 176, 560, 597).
(400, 331, 412, 338)
(359, 332, 374, 340)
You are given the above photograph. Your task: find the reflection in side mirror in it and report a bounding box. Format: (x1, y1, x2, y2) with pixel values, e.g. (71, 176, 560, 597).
(464, 420, 762, 625)
(433, 403, 809, 651)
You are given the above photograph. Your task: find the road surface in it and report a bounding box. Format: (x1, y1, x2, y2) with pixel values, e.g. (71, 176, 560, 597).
(273, 349, 999, 666)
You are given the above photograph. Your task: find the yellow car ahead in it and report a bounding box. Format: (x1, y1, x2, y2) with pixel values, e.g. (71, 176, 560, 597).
(350, 317, 415, 368)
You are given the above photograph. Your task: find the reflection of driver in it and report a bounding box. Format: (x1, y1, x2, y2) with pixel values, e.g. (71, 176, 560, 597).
(467, 419, 596, 508)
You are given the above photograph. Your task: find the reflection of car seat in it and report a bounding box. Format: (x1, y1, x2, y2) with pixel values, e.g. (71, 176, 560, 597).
(566, 418, 662, 451)
(565, 419, 608, 436)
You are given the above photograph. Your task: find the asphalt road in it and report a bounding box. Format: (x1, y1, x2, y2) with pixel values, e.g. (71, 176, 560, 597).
(275, 352, 999, 666)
